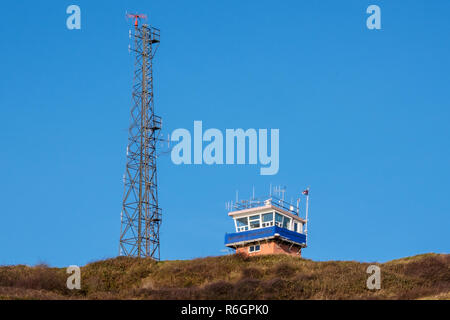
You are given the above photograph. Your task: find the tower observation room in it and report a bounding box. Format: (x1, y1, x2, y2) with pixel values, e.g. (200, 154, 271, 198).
(224, 189, 310, 257)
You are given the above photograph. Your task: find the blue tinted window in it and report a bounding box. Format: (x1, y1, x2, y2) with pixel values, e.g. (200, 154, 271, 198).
(250, 219, 260, 229)
(236, 217, 248, 227)
(282, 216, 291, 229)
(262, 212, 273, 222)
(275, 213, 283, 223)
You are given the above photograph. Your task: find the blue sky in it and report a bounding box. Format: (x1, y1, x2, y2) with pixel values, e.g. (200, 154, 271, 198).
(0, 1, 449, 267)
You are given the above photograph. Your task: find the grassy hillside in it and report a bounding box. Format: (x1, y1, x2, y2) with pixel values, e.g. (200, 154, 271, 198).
(0, 253, 448, 300)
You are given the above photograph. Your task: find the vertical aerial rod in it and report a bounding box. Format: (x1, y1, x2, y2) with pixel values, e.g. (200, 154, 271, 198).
(303, 187, 310, 238)
(120, 15, 161, 259)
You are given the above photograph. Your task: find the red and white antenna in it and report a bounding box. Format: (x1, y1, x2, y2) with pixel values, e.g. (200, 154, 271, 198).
(126, 12, 147, 27)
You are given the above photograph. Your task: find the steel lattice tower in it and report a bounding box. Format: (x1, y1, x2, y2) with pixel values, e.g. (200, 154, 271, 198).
(120, 18, 162, 259)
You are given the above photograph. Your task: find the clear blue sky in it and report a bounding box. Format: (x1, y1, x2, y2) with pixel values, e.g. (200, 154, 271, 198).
(0, 1, 449, 267)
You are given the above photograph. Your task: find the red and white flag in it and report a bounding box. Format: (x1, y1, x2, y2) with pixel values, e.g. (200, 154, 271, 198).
(302, 189, 309, 196)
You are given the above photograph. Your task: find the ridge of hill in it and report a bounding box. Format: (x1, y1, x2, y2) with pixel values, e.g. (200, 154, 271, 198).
(0, 253, 448, 300)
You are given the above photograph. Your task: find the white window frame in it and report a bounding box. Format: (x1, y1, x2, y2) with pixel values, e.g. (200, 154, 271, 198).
(275, 212, 283, 227)
(235, 211, 301, 232)
(235, 217, 249, 232)
(282, 216, 291, 229)
(261, 212, 274, 228)
(249, 214, 261, 230)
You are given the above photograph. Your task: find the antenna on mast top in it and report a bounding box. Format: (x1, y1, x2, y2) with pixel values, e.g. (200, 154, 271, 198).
(274, 185, 287, 201)
(126, 12, 148, 27)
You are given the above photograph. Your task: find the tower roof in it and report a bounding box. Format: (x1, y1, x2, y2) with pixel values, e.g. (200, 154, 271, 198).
(228, 197, 306, 223)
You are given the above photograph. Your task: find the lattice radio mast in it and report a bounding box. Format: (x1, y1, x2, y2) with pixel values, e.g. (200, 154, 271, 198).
(119, 13, 162, 259)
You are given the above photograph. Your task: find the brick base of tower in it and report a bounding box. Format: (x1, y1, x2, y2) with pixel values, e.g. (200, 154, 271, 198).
(235, 240, 302, 257)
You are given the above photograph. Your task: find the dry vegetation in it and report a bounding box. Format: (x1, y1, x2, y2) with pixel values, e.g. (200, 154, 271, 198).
(0, 253, 448, 300)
